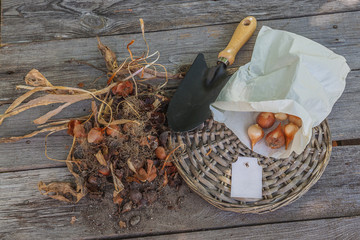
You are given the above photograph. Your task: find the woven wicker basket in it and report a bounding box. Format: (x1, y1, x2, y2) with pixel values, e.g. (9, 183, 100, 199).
(168, 118, 331, 213)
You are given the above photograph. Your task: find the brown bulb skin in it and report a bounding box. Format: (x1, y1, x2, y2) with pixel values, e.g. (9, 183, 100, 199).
(288, 114, 302, 128)
(256, 112, 275, 129)
(248, 124, 264, 150)
(265, 123, 285, 149)
(284, 122, 299, 150)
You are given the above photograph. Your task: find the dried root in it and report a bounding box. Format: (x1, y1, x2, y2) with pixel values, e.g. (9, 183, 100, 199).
(0, 19, 182, 208)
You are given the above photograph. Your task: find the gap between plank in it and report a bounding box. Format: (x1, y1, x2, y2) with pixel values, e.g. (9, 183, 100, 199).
(333, 139, 360, 147)
(0, 164, 66, 174)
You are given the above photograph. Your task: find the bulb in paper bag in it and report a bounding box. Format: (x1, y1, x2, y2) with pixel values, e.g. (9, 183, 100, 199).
(284, 123, 299, 150)
(256, 112, 275, 128)
(288, 115, 302, 128)
(210, 26, 350, 158)
(247, 124, 264, 150)
(275, 113, 288, 121)
(265, 123, 285, 149)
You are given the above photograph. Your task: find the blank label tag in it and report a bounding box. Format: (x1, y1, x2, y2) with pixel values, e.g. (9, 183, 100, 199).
(231, 157, 262, 201)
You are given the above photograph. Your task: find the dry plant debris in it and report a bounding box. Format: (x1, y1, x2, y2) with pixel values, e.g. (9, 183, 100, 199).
(0, 19, 184, 219)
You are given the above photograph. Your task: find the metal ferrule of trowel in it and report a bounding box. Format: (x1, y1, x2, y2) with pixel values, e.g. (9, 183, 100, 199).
(167, 16, 257, 132)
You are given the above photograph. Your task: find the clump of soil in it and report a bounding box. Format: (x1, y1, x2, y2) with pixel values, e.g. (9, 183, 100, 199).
(66, 80, 183, 213)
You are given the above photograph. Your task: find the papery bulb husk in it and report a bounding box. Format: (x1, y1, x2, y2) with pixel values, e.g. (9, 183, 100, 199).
(88, 127, 104, 143)
(73, 123, 87, 138)
(67, 119, 86, 138)
(106, 125, 121, 137)
(256, 112, 275, 129)
(265, 123, 285, 149)
(248, 124, 264, 150)
(284, 122, 299, 150)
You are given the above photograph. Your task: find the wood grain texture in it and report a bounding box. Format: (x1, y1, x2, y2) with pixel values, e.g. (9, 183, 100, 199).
(0, 11, 358, 100)
(0, 100, 92, 137)
(140, 216, 360, 240)
(0, 135, 68, 172)
(0, 145, 359, 239)
(2, 0, 360, 44)
(1, 2, 359, 239)
(327, 70, 360, 141)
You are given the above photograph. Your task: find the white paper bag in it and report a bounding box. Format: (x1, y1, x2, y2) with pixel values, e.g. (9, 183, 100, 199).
(211, 26, 350, 158)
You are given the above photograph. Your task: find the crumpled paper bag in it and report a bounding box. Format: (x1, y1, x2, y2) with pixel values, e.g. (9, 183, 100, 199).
(210, 26, 350, 158)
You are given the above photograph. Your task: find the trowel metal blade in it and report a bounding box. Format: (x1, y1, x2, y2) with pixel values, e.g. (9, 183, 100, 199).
(166, 53, 229, 132)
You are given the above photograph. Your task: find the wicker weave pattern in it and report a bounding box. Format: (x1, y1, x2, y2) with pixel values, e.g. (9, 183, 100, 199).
(168, 119, 331, 213)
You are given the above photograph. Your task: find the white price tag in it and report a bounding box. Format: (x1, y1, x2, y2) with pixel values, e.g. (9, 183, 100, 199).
(231, 157, 263, 201)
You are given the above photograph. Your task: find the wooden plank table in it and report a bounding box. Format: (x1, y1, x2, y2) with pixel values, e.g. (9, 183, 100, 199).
(1, 1, 359, 239)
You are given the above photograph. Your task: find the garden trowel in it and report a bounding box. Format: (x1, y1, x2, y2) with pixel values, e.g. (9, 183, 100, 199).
(167, 16, 257, 132)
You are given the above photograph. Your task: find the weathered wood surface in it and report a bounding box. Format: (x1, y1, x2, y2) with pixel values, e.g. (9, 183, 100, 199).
(140, 216, 360, 240)
(0, 145, 359, 239)
(0, 135, 68, 173)
(1, 12, 359, 140)
(0, 100, 92, 137)
(2, 0, 360, 44)
(1, 1, 360, 239)
(327, 70, 360, 141)
(1, 11, 359, 102)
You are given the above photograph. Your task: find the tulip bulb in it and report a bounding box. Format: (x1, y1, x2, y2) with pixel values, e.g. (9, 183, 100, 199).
(288, 114, 302, 128)
(284, 123, 299, 150)
(248, 124, 264, 150)
(265, 123, 285, 149)
(274, 113, 288, 121)
(256, 112, 275, 129)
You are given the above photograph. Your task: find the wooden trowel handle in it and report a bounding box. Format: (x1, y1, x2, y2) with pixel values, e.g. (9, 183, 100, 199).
(218, 16, 257, 65)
